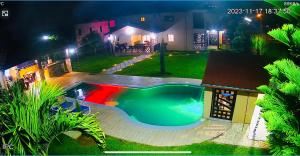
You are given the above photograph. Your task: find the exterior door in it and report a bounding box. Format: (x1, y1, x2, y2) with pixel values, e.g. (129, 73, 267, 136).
(210, 88, 237, 120)
(193, 32, 207, 50)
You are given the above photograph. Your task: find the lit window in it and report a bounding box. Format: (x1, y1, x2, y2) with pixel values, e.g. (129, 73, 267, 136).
(142, 35, 150, 42)
(140, 16, 145, 22)
(168, 34, 174, 42)
(109, 20, 116, 27)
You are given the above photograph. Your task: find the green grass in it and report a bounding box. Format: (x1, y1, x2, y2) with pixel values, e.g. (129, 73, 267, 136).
(48, 134, 269, 155)
(72, 54, 133, 73)
(116, 52, 208, 79)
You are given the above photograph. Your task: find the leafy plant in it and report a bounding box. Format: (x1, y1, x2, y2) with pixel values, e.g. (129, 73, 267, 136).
(0, 82, 105, 155)
(257, 59, 300, 155)
(231, 23, 258, 53)
(265, 0, 300, 26)
(251, 35, 267, 55)
(268, 24, 300, 59)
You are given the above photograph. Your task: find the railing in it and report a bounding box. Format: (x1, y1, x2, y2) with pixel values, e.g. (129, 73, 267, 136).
(114, 43, 153, 55)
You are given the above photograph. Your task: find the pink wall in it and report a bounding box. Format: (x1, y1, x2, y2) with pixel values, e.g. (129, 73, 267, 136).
(75, 20, 115, 46)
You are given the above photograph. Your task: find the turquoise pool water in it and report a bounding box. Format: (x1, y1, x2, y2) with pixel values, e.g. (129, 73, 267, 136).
(66, 83, 204, 126)
(116, 85, 204, 126)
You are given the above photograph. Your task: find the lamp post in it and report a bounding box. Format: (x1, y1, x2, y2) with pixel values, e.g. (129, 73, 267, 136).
(256, 13, 263, 33)
(37, 34, 55, 81)
(65, 47, 78, 72)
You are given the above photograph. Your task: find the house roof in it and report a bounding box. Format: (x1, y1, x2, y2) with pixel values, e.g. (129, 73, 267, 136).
(107, 21, 173, 35)
(107, 14, 177, 34)
(202, 52, 272, 92)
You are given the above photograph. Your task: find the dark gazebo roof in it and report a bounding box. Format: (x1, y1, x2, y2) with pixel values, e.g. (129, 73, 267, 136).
(202, 52, 272, 92)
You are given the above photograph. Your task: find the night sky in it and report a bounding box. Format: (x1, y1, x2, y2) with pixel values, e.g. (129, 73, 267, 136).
(0, 1, 281, 69)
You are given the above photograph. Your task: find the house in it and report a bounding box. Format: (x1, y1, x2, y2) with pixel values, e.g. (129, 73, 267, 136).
(202, 52, 271, 140)
(75, 10, 227, 51)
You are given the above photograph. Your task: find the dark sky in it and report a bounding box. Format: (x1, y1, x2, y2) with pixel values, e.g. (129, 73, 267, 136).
(0, 1, 277, 69)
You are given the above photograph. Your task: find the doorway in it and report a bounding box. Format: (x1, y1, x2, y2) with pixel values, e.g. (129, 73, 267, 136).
(210, 88, 237, 120)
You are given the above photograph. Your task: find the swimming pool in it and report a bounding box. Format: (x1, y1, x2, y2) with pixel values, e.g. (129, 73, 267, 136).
(66, 83, 204, 126)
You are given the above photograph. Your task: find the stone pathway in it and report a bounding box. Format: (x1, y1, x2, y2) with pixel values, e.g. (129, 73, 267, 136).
(102, 54, 153, 74)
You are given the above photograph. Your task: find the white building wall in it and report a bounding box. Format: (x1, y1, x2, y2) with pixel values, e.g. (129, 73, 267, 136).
(111, 26, 153, 45)
(248, 94, 268, 141)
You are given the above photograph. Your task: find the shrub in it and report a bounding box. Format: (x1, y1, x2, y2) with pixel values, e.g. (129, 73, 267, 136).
(257, 59, 300, 155)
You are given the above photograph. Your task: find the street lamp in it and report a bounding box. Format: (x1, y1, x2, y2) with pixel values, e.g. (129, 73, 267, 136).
(65, 48, 77, 57)
(244, 17, 252, 23)
(41, 35, 57, 41)
(42, 35, 50, 41)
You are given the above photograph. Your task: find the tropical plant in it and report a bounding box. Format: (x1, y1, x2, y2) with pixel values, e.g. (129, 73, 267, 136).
(257, 59, 300, 155)
(268, 24, 300, 59)
(0, 82, 105, 155)
(231, 22, 258, 53)
(265, 0, 300, 26)
(251, 35, 268, 55)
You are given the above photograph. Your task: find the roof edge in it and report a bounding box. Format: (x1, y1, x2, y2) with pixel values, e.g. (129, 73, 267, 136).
(202, 83, 259, 93)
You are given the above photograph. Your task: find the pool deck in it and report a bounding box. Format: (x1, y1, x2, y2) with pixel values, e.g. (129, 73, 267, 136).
(47, 72, 267, 148)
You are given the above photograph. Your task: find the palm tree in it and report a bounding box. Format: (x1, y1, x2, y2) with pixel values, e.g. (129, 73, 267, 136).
(0, 81, 105, 155)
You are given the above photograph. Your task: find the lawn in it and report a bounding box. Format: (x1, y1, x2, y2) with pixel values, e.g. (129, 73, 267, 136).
(115, 52, 208, 79)
(71, 54, 133, 73)
(48, 134, 268, 155)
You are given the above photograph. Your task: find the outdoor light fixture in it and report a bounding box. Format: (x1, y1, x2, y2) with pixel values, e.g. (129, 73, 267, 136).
(150, 33, 156, 39)
(4, 70, 10, 77)
(256, 13, 262, 19)
(41, 35, 57, 41)
(210, 29, 217, 34)
(125, 26, 135, 35)
(108, 35, 114, 42)
(65, 48, 76, 56)
(244, 17, 252, 22)
(42, 35, 50, 40)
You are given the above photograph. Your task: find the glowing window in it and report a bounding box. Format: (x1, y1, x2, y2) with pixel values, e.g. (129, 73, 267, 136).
(140, 16, 145, 22)
(168, 34, 174, 42)
(142, 35, 150, 42)
(109, 20, 115, 27)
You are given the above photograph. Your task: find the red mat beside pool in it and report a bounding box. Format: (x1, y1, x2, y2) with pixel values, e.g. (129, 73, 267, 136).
(84, 84, 126, 105)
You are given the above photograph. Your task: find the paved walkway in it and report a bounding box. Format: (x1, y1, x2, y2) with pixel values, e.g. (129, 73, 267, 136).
(47, 73, 267, 148)
(102, 54, 152, 74)
(47, 72, 202, 89)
